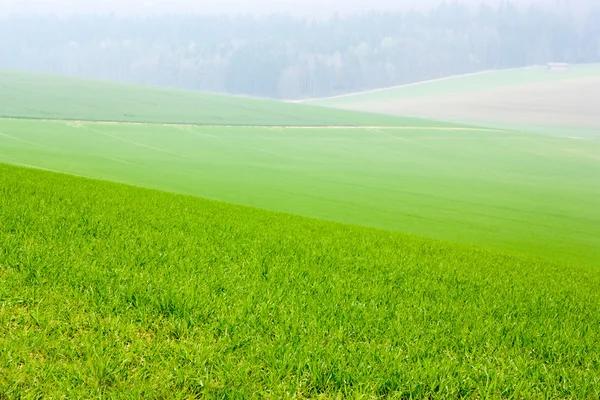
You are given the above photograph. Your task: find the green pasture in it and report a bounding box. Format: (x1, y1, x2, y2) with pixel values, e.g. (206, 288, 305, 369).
(2, 164, 600, 398)
(1, 117, 598, 265)
(0, 69, 438, 127)
(309, 64, 600, 106)
(1, 63, 600, 398)
(444, 121, 600, 142)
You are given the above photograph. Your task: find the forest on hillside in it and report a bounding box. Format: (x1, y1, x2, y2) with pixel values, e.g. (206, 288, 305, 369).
(1, 1, 599, 99)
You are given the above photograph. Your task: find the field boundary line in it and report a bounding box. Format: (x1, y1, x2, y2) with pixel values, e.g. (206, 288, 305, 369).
(295, 65, 543, 102)
(0, 117, 505, 132)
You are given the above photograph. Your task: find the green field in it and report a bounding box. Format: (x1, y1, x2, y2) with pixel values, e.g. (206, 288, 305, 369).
(0, 69, 436, 127)
(2, 164, 600, 398)
(1, 70, 600, 397)
(1, 117, 598, 265)
(308, 64, 600, 106)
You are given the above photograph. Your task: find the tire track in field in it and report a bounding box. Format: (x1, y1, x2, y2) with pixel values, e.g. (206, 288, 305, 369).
(80, 124, 197, 161)
(259, 125, 365, 163)
(0, 130, 64, 153)
(173, 125, 221, 140)
(103, 156, 148, 168)
(366, 127, 444, 152)
(180, 125, 327, 165)
(0, 127, 157, 170)
(263, 124, 469, 160)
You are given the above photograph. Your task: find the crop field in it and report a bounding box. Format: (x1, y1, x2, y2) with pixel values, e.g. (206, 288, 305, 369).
(308, 64, 600, 131)
(1, 71, 600, 397)
(309, 64, 600, 105)
(0, 70, 430, 127)
(1, 116, 599, 266)
(2, 164, 600, 398)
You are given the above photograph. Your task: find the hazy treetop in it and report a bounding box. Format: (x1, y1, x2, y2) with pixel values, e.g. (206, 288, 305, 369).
(1, 0, 590, 17)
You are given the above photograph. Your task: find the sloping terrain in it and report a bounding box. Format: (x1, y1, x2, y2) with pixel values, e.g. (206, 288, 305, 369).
(2, 164, 600, 397)
(309, 65, 600, 131)
(310, 64, 600, 104)
(2, 67, 600, 398)
(322, 78, 600, 130)
(1, 118, 599, 265)
(0, 70, 443, 127)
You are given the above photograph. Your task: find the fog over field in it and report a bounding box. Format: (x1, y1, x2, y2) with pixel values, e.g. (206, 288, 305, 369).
(2, 0, 599, 99)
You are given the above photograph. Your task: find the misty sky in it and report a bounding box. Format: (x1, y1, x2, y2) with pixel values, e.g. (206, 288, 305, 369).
(0, 0, 555, 17)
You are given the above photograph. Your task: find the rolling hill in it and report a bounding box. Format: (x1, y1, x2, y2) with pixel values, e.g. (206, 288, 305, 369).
(1, 117, 599, 265)
(0, 69, 443, 127)
(2, 68, 600, 397)
(2, 163, 600, 397)
(1, 71, 599, 265)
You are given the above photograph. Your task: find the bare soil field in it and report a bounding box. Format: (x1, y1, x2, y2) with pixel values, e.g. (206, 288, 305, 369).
(335, 78, 600, 130)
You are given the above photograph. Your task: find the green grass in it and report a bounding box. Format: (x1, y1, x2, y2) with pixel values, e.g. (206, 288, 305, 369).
(445, 121, 600, 142)
(1, 68, 599, 398)
(1, 118, 599, 266)
(391, 115, 600, 142)
(309, 64, 600, 106)
(2, 163, 600, 398)
(0, 69, 443, 127)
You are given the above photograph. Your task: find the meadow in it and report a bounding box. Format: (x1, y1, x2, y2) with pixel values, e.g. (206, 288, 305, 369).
(1, 70, 600, 397)
(1, 117, 599, 265)
(2, 163, 600, 398)
(0, 69, 432, 127)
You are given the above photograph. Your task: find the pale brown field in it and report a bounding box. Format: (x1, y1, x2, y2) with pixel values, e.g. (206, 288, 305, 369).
(333, 78, 600, 130)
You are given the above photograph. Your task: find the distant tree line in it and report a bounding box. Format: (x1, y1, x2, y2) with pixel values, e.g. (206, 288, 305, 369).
(1, 1, 599, 99)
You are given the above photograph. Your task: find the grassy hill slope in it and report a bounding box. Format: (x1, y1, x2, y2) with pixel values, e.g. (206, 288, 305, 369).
(2, 164, 600, 398)
(1, 118, 598, 265)
(0, 70, 445, 127)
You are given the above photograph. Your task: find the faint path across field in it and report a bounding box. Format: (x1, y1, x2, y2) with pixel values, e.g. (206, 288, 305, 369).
(0, 117, 504, 132)
(296, 65, 542, 103)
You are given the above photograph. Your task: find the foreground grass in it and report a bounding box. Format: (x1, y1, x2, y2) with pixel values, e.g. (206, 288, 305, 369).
(0, 69, 442, 127)
(1, 163, 600, 398)
(1, 118, 599, 265)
